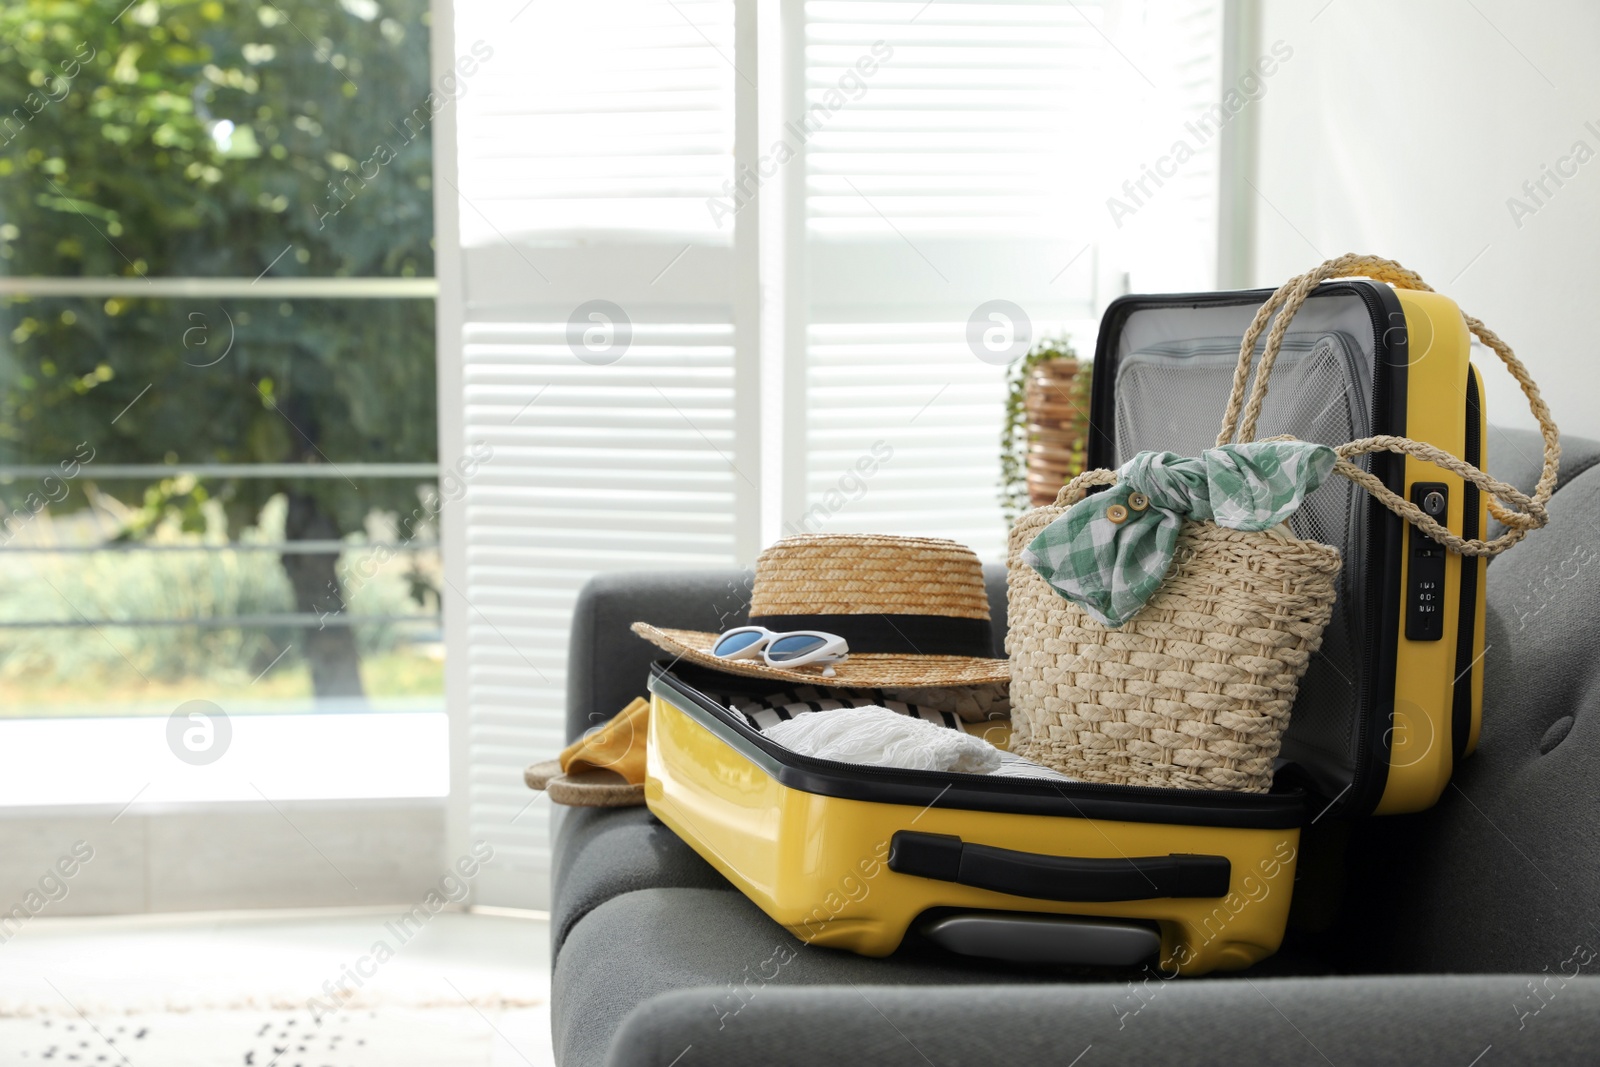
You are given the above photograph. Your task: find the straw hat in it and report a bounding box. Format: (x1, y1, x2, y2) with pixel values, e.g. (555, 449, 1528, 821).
(632, 533, 1008, 688)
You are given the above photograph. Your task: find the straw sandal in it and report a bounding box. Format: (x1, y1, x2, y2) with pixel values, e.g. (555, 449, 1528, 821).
(523, 696, 649, 808)
(524, 759, 643, 807)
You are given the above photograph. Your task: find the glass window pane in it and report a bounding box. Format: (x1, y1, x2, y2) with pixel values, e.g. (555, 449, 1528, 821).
(0, 0, 435, 279)
(0, 295, 440, 717)
(1, 296, 435, 464)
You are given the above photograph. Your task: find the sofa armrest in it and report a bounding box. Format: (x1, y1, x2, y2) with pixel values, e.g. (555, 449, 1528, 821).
(605, 975, 1600, 1067)
(565, 568, 753, 744)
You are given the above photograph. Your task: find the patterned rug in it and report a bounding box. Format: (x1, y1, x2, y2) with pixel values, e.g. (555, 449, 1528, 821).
(0, 911, 553, 1066)
(0, 1005, 550, 1066)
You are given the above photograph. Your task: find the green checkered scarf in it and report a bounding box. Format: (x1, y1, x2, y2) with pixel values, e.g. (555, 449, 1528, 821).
(1023, 440, 1337, 628)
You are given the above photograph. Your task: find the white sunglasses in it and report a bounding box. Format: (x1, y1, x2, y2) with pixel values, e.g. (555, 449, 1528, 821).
(711, 626, 850, 675)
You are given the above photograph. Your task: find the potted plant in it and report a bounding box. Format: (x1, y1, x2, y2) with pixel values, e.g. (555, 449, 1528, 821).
(999, 338, 1092, 523)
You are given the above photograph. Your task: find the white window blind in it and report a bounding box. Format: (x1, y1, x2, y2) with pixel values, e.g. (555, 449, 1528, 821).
(1101, 0, 1227, 292)
(782, 0, 1224, 559)
(456, 1, 738, 240)
(437, 0, 1225, 904)
(443, 0, 759, 906)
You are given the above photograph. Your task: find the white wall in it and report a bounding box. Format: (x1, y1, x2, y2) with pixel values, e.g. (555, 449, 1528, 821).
(1250, 0, 1599, 441)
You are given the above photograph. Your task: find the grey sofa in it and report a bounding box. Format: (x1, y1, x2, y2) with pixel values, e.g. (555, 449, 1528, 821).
(550, 427, 1600, 1066)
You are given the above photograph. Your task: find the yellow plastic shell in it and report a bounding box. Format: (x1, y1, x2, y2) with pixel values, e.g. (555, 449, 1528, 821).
(647, 691, 1300, 977)
(1374, 290, 1488, 814)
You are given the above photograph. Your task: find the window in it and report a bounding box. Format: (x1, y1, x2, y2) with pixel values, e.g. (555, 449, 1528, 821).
(0, 0, 445, 803)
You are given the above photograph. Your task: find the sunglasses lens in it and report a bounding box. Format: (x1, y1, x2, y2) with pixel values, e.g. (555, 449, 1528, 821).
(713, 631, 764, 657)
(766, 634, 828, 662)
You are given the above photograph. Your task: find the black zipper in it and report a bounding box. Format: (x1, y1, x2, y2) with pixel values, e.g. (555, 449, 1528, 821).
(1451, 367, 1484, 761)
(648, 664, 1306, 828)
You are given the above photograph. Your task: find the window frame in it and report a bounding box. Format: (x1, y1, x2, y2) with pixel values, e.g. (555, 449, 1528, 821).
(0, 9, 457, 907)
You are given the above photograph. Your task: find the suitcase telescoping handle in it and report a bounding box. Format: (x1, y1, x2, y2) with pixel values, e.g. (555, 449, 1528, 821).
(887, 831, 1231, 902)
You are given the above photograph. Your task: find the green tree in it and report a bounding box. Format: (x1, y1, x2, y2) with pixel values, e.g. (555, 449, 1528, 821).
(0, 0, 442, 696)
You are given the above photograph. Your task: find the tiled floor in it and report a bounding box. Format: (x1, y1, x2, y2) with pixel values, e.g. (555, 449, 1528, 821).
(0, 907, 554, 1065)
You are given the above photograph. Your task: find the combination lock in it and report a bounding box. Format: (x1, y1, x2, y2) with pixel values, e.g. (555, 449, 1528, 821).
(1405, 482, 1449, 641)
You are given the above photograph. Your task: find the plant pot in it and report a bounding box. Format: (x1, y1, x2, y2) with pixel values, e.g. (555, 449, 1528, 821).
(1024, 357, 1089, 508)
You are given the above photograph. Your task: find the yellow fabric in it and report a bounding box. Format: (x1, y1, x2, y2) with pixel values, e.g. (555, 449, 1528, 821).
(560, 696, 650, 783)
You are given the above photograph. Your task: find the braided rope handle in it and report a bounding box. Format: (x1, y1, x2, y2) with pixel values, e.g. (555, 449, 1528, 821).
(1053, 467, 1118, 507)
(1215, 254, 1560, 557)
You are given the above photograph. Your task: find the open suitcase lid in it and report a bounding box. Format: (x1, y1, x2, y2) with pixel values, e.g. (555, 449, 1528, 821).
(649, 662, 1305, 829)
(1085, 281, 1412, 818)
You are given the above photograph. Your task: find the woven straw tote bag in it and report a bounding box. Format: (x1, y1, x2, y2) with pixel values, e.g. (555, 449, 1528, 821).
(1008, 254, 1560, 793)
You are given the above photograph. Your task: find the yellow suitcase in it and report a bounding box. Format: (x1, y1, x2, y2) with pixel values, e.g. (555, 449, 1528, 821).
(647, 663, 1302, 976)
(646, 273, 1505, 976)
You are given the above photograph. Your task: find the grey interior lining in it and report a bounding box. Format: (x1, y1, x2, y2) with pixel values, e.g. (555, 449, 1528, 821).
(1107, 292, 1381, 794)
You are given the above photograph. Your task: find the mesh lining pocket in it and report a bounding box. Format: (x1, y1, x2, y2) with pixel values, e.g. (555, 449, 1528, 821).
(1113, 332, 1370, 771)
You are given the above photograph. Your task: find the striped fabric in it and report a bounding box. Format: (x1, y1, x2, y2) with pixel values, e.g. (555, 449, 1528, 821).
(725, 687, 964, 733)
(990, 750, 1078, 783)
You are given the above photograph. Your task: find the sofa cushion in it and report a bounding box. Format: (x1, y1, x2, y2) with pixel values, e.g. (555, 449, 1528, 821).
(551, 806, 733, 958)
(604, 975, 1600, 1066)
(553, 885, 1331, 1066)
(552, 887, 1073, 1067)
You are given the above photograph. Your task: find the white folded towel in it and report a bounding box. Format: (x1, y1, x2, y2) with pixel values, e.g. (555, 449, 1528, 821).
(763, 705, 1002, 775)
